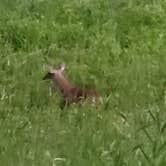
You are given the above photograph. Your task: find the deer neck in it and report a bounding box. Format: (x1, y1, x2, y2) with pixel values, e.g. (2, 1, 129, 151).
(52, 73, 73, 95)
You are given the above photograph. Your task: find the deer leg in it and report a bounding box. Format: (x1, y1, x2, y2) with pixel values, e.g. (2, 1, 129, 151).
(59, 98, 70, 110)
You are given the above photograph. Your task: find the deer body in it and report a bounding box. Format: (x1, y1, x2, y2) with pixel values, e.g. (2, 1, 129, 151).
(43, 64, 101, 107)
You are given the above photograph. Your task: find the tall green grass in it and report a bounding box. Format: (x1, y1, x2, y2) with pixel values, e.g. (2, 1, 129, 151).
(0, 0, 166, 165)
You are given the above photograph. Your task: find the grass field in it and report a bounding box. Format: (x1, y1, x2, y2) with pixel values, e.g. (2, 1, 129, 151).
(0, 0, 166, 165)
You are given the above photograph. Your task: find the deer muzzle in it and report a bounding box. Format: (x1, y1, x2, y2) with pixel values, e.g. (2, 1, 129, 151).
(43, 72, 54, 80)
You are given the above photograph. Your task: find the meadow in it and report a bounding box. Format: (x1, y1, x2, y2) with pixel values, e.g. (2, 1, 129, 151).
(0, 0, 166, 165)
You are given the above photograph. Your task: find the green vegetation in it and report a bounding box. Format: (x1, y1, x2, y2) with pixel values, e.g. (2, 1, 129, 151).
(0, 0, 166, 165)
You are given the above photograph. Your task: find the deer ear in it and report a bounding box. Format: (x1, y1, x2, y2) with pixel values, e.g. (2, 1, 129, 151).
(60, 63, 65, 72)
(47, 65, 55, 73)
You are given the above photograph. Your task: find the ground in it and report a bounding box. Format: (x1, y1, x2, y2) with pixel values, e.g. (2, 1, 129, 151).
(0, 0, 166, 165)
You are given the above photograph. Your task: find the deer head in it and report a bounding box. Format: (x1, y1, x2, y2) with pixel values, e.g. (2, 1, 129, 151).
(43, 63, 65, 80)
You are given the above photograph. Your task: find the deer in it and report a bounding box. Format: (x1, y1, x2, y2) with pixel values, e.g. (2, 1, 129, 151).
(43, 64, 102, 108)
